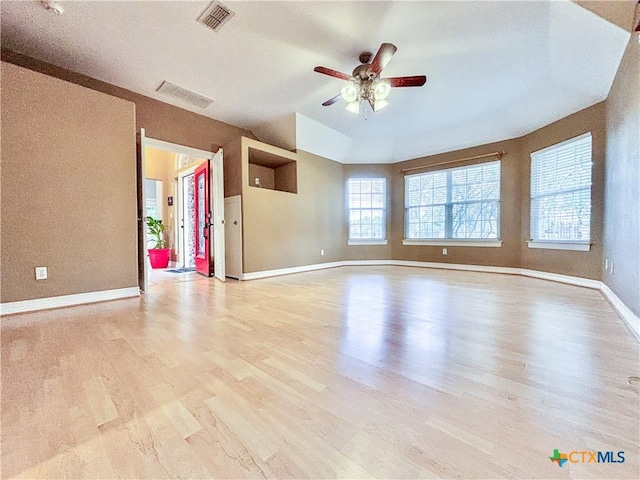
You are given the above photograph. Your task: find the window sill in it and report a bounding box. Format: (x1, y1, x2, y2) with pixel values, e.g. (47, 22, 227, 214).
(526, 241, 591, 252)
(348, 240, 388, 246)
(402, 240, 502, 248)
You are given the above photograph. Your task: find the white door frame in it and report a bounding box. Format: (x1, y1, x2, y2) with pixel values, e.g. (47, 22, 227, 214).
(143, 137, 226, 279)
(145, 137, 216, 159)
(137, 129, 148, 292)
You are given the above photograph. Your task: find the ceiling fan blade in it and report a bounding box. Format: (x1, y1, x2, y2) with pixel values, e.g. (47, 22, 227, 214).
(369, 43, 397, 76)
(322, 94, 342, 106)
(314, 66, 352, 81)
(385, 75, 427, 87)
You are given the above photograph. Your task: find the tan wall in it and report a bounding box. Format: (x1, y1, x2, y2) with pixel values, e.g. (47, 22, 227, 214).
(342, 164, 394, 261)
(248, 164, 276, 190)
(275, 162, 298, 194)
(604, 37, 639, 315)
(241, 139, 344, 272)
(1, 62, 138, 303)
(388, 138, 523, 267)
(1, 50, 256, 199)
(223, 136, 243, 198)
(520, 102, 606, 280)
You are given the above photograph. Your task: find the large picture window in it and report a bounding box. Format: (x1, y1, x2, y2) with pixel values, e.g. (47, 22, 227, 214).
(348, 178, 386, 242)
(530, 133, 592, 243)
(404, 161, 500, 240)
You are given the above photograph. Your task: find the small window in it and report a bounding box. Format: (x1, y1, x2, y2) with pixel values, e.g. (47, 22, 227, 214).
(530, 133, 592, 242)
(404, 161, 501, 240)
(348, 178, 386, 242)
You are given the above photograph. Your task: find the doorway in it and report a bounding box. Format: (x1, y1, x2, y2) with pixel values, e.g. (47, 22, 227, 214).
(177, 164, 197, 269)
(136, 130, 225, 291)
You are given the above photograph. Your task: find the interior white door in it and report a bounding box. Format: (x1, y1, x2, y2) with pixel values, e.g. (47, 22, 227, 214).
(224, 195, 242, 279)
(212, 149, 225, 281)
(136, 128, 148, 292)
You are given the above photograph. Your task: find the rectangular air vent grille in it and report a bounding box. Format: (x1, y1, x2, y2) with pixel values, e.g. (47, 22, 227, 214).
(156, 81, 214, 109)
(197, 1, 235, 32)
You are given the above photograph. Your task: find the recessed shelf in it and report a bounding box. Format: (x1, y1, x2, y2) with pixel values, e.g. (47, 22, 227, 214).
(248, 146, 297, 194)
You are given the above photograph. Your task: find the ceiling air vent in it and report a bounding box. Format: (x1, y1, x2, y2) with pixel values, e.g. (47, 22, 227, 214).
(197, 1, 235, 32)
(156, 81, 214, 109)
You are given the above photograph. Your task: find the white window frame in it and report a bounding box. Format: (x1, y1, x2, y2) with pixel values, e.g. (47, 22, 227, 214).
(347, 177, 387, 245)
(528, 132, 592, 252)
(403, 161, 501, 247)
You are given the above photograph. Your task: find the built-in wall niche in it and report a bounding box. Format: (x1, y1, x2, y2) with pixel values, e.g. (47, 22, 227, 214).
(248, 147, 297, 193)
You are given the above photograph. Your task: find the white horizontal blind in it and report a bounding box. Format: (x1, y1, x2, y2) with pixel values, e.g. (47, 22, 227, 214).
(405, 161, 500, 239)
(348, 178, 386, 240)
(530, 133, 592, 241)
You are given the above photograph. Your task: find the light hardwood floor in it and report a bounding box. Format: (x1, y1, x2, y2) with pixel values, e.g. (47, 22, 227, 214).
(1, 266, 638, 479)
(147, 267, 200, 286)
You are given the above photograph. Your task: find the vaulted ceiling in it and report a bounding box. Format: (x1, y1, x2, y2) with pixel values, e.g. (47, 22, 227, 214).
(1, 1, 636, 163)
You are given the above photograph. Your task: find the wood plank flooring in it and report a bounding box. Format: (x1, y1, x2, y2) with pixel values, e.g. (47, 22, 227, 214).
(1, 266, 638, 479)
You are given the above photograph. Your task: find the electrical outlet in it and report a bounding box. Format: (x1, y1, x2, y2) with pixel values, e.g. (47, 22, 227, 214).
(254, 177, 260, 187)
(321, 249, 325, 256)
(35, 266, 47, 280)
(442, 248, 448, 255)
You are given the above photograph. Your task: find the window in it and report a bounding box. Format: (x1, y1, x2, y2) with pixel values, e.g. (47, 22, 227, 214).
(404, 161, 500, 241)
(530, 133, 592, 246)
(144, 178, 163, 248)
(348, 178, 386, 243)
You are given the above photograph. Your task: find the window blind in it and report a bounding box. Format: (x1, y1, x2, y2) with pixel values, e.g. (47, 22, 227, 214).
(530, 132, 592, 241)
(348, 178, 386, 240)
(404, 161, 500, 240)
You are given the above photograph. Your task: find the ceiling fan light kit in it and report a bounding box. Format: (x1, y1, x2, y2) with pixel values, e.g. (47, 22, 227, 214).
(346, 101, 361, 114)
(315, 42, 426, 114)
(341, 84, 358, 103)
(340, 79, 390, 114)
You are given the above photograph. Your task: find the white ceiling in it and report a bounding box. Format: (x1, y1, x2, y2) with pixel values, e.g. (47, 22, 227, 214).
(1, 1, 634, 163)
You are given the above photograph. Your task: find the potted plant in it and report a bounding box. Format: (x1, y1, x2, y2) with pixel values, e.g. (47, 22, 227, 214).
(146, 216, 171, 269)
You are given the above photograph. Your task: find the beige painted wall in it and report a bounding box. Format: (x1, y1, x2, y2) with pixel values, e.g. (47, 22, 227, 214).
(1, 62, 138, 303)
(388, 139, 523, 267)
(1, 50, 255, 201)
(275, 162, 298, 194)
(241, 139, 344, 272)
(604, 37, 639, 315)
(248, 164, 276, 190)
(520, 102, 606, 280)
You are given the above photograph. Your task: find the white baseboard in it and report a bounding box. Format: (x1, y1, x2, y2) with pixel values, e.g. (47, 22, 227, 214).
(519, 268, 602, 289)
(393, 260, 521, 276)
(0, 287, 140, 316)
(241, 262, 344, 280)
(342, 259, 396, 266)
(600, 284, 640, 342)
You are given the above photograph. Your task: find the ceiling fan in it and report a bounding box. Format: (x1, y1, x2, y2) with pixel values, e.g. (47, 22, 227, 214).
(314, 43, 427, 114)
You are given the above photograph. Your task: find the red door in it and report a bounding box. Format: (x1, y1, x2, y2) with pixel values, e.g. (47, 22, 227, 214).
(194, 160, 212, 276)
